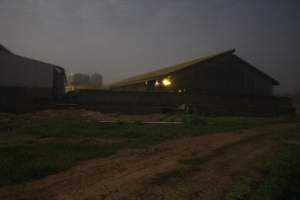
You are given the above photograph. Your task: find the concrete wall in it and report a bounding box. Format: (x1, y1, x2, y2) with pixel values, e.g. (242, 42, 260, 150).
(0, 52, 54, 88)
(0, 87, 53, 112)
(69, 90, 295, 116)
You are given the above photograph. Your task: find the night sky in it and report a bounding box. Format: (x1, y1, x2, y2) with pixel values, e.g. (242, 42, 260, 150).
(0, 0, 299, 93)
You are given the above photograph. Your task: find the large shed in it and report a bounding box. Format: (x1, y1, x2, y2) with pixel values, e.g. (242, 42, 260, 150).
(109, 49, 279, 96)
(0, 44, 66, 111)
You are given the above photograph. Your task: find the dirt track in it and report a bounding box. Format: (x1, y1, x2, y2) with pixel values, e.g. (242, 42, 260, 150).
(1, 123, 299, 200)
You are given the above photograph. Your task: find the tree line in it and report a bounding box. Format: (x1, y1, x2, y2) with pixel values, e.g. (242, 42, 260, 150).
(68, 73, 103, 89)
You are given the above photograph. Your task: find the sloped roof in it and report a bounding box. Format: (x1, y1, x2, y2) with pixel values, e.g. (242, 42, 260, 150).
(233, 55, 279, 85)
(109, 49, 279, 88)
(0, 44, 66, 79)
(0, 44, 13, 54)
(109, 49, 236, 87)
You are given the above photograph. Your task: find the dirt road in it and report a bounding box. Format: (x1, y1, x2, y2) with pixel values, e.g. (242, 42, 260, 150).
(1, 123, 299, 200)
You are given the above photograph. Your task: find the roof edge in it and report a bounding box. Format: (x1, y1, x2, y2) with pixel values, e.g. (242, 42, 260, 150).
(0, 44, 13, 54)
(233, 55, 280, 86)
(108, 49, 236, 88)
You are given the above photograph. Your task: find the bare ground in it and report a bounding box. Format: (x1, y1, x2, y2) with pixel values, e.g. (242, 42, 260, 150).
(0, 123, 299, 200)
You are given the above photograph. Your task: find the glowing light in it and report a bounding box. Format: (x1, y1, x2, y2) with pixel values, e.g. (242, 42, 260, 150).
(154, 80, 160, 87)
(162, 78, 172, 87)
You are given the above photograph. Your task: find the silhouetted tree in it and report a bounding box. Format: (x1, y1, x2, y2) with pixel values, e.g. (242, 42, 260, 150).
(90, 73, 103, 88)
(68, 73, 103, 89)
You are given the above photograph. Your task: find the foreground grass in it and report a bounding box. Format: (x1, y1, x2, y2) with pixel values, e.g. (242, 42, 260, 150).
(228, 144, 300, 200)
(0, 115, 286, 187)
(0, 143, 121, 187)
(150, 169, 183, 185)
(251, 144, 300, 200)
(25, 115, 283, 145)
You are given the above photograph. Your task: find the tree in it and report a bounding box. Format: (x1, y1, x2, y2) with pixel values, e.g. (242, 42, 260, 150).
(90, 73, 103, 88)
(69, 73, 90, 86)
(68, 73, 103, 89)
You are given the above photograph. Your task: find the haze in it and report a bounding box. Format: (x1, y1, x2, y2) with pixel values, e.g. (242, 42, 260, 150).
(0, 0, 299, 94)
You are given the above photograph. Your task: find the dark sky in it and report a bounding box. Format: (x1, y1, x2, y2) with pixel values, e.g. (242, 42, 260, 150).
(0, 0, 299, 93)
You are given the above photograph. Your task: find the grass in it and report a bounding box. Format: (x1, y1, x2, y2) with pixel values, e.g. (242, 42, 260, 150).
(180, 156, 211, 169)
(25, 115, 284, 142)
(150, 169, 183, 185)
(228, 176, 256, 200)
(0, 143, 122, 187)
(251, 144, 300, 200)
(0, 114, 286, 187)
(228, 144, 300, 200)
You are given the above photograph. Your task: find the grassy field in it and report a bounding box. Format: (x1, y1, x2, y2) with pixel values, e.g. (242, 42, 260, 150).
(228, 144, 300, 200)
(0, 113, 287, 187)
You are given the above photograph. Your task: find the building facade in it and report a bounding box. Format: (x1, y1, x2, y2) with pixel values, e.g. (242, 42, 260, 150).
(0, 44, 66, 112)
(109, 50, 279, 96)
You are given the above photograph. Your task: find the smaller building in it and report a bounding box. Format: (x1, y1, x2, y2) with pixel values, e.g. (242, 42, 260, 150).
(109, 49, 279, 96)
(0, 44, 66, 112)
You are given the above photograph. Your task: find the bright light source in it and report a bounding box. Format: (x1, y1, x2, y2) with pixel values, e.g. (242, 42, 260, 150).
(154, 80, 160, 87)
(162, 78, 172, 87)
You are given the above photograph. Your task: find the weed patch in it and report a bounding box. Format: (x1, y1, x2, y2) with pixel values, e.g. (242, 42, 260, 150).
(251, 144, 300, 200)
(228, 144, 300, 200)
(181, 156, 210, 168)
(150, 169, 183, 185)
(0, 143, 122, 187)
(228, 176, 255, 200)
